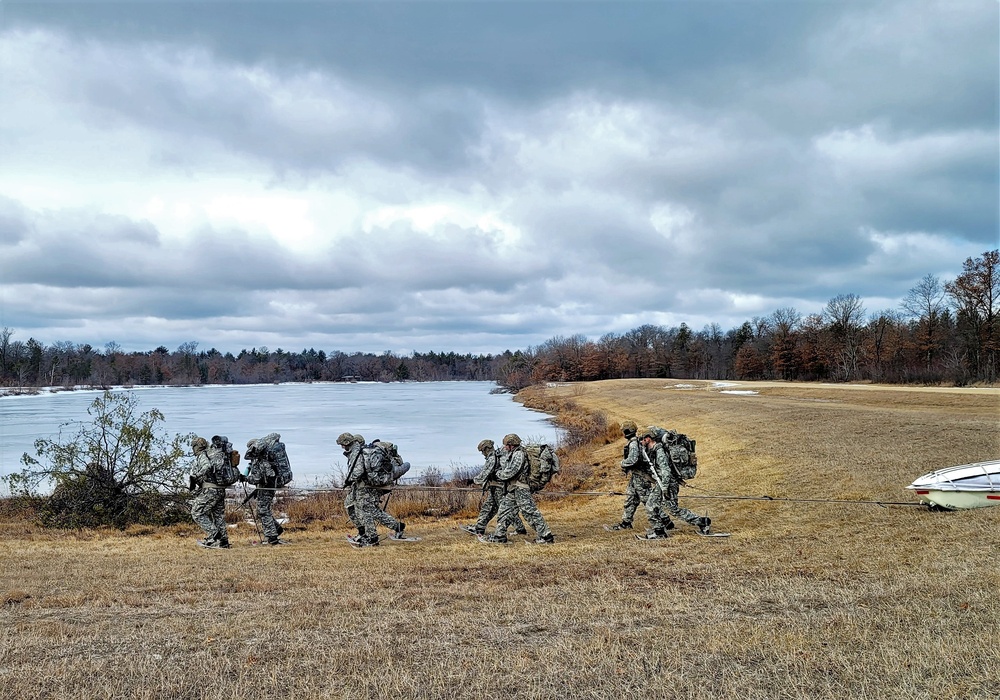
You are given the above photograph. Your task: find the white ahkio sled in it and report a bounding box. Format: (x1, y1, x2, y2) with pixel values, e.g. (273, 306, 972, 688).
(907, 459, 1000, 511)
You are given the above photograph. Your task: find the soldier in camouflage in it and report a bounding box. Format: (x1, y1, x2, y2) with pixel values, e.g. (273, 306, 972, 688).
(339, 433, 407, 547)
(462, 439, 527, 536)
(244, 435, 286, 545)
(641, 428, 711, 535)
(482, 433, 554, 544)
(190, 436, 230, 548)
(338, 433, 365, 540)
(607, 420, 669, 534)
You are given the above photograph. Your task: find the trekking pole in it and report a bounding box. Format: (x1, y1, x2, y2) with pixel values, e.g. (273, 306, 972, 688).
(241, 481, 264, 543)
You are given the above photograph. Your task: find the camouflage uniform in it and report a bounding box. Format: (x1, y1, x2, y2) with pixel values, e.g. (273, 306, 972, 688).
(339, 433, 404, 546)
(340, 436, 365, 536)
(491, 435, 553, 542)
(645, 439, 701, 529)
(620, 435, 661, 529)
(245, 437, 282, 543)
(471, 441, 526, 535)
(190, 437, 228, 546)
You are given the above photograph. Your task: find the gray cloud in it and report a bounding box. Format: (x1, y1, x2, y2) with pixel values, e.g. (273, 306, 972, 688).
(0, 1, 996, 354)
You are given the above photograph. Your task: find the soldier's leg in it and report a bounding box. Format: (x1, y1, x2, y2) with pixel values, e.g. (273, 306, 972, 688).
(513, 514, 528, 535)
(211, 489, 228, 544)
(663, 479, 702, 527)
(514, 487, 552, 539)
(256, 489, 279, 539)
(621, 473, 643, 525)
(356, 486, 381, 543)
(492, 490, 519, 540)
(344, 485, 363, 536)
(644, 485, 673, 532)
(474, 486, 501, 532)
(371, 490, 402, 532)
(191, 489, 218, 541)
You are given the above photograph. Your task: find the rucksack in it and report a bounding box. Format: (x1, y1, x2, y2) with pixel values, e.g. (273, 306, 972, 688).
(648, 426, 697, 480)
(208, 435, 241, 487)
(524, 443, 561, 491)
(361, 442, 394, 488)
(266, 437, 294, 488)
(375, 441, 411, 483)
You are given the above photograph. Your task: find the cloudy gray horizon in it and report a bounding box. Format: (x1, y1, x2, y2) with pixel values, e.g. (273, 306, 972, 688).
(1, 0, 997, 356)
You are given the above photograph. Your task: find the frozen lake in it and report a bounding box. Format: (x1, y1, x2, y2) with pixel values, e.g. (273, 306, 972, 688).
(0, 382, 560, 493)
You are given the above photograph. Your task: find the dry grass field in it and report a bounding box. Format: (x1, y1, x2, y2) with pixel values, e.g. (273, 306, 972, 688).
(1, 379, 998, 700)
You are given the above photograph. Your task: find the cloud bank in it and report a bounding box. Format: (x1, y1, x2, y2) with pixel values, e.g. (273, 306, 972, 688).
(1, 1, 996, 354)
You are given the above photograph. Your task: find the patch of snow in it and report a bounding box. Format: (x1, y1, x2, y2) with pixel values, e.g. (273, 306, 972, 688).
(720, 390, 758, 396)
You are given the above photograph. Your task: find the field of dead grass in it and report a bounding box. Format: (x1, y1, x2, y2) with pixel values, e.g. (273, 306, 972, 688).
(1, 379, 998, 699)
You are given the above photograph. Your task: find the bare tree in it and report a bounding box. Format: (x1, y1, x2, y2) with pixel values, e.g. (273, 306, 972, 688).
(824, 293, 866, 380)
(901, 274, 947, 373)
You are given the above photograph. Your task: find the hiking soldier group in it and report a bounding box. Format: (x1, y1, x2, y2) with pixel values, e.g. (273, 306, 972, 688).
(479, 433, 555, 545)
(188, 432, 292, 548)
(336, 432, 410, 547)
(610, 421, 712, 538)
(461, 438, 528, 537)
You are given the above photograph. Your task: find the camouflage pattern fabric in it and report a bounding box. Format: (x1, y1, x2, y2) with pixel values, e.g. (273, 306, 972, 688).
(620, 436, 648, 473)
(191, 449, 212, 482)
(192, 484, 227, 542)
(344, 482, 361, 532)
(620, 436, 664, 527)
(355, 483, 401, 542)
(494, 444, 528, 482)
(475, 483, 526, 533)
(494, 485, 551, 539)
(342, 441, 365, 533)
(661, 475, 703, 527)
(641, 480, 672, 531)
(255, 485, 280, 539)
(491, 444, 549, 538)
(621, 470, 655, 525)
(646, 441, 697, 528)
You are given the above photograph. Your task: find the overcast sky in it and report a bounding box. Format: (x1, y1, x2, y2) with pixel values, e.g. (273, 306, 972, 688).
(1, 1, 997, 356)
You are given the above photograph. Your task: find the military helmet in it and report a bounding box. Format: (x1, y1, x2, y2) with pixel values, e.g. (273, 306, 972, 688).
(477, 439, 494, 453)
(637, 428, 654, 440)
(502, 433, 521, 447)
(336, 432, 355, 447)
(192, 436, 209, 452)
(352, 434, 365, 445)
(620, 420, 637, 434)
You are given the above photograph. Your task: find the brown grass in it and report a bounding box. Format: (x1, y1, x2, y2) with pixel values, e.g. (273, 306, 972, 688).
(1, 378, 999, 699)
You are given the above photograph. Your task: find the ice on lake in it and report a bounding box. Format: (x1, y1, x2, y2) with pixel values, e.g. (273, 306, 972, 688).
(0, 382, 560, 492)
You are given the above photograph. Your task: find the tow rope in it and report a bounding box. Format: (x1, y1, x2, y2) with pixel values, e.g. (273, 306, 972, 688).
(234, 483, 924, 508)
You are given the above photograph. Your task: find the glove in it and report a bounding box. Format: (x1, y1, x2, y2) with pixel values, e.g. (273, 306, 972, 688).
(465, 478, 474, 486)
(188, 475, 198, 491)
(237, 473, 247, 483)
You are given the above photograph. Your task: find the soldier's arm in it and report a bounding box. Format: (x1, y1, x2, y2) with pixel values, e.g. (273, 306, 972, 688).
(191, 453, 211, 479)
(621, 440, 645, 470)
(498, 450, 527, 482)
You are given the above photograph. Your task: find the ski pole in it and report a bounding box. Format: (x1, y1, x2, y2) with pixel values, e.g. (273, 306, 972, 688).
(241, 481, 264, 543)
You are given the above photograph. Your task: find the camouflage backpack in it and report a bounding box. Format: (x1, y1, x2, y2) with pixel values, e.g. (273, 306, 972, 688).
(246, 434, 293, 487)
(524, 443, 561, 492)
(375, 441, 411, 483)
(361, 442, 394, 488)
(207, 435, 241, 487)
(647, 426, 697, 480)
(266, 436, 294, 487)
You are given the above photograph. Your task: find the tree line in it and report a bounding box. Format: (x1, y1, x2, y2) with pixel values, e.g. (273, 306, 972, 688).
(1, 250, 996, 392)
